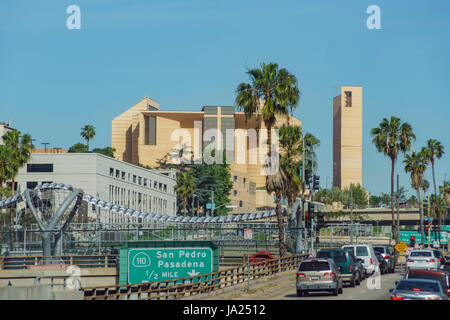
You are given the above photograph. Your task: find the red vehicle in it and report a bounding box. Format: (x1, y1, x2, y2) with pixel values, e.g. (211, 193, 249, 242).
(249, 251, 274, 264)
(405, 269, 450, 297)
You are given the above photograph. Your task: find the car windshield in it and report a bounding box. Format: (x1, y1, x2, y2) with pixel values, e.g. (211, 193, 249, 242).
(356, 246, 368, 256)
(410, 251, 432, 257)
(396, 280, 440, 293)
(299, 261, 330, 271)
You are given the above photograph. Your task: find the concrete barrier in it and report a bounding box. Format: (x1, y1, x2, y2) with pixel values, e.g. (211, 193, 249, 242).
(0, 285, 84, 300)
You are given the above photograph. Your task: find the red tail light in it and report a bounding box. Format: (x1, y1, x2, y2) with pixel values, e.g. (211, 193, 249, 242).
(323, 272, 335, 277)
(349, 266, 352, 272)
(391, 295, 404, 300)
(297, 273, 306, 278)
(427, 259, 435, 263)
(406, 259, 414, 263)
(438, 258, 442, 262)
(370, 258, 372, 264)
(384, 256, 390, 260)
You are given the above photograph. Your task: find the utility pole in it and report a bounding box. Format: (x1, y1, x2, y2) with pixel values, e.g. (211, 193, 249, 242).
(350, 183, 354, 244)
(396, 175, 400, 242)
(211, 189, 215, 217)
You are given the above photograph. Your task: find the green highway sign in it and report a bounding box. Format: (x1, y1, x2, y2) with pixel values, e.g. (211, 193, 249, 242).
(128, 247, 214, 284)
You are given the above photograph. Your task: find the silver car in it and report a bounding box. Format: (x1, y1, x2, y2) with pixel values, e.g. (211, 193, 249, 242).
(389, 279, 448, 300)
(406, 249, 441, 270)
(296, 258, 343, 297)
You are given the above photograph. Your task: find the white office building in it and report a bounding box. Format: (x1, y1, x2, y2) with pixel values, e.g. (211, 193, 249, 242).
(15, 153, 177, 222)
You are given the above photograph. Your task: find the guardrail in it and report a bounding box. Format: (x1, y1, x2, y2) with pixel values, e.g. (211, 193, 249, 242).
(0, 255, 119, 270)
(83, 253, 309, 300)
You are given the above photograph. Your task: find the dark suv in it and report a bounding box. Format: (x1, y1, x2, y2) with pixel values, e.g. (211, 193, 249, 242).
(317, 248, 360, 287)
(373, 245, 395, 273)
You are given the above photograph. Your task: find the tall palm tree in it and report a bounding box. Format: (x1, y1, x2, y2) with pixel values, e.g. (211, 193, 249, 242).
(81, 124, 96, 151)
(279, 124, 303, 207)
(403, 150, 429, 247)
(279, 124, 303, 243)
(266, 163, 288, 257)
(236, 62, 299, 257)
(174, 171, 197, 217)
(422, 139, 445, 240)
(370, 116, 415, 248)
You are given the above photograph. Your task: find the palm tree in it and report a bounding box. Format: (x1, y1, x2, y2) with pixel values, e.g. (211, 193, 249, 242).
(2, 130, 33, 250)
(174, 171, 196, 216)
(422, 139, 445, 240)
(0, 145, 14, 197)
(81, 124, 96, 151)
(370, 116, 415, 248)
(279, 124, 303, 207)
(403, 150, 429, 247)
(236, 62, 299, 257)
(266, 163, 288, 257)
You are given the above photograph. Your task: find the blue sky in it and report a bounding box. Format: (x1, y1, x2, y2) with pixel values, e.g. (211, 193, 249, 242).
(1, 0, 449, 196)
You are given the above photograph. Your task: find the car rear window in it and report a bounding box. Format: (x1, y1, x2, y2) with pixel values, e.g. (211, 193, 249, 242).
(317, 252, 332, 259)
(374, 247, 385, 254)
(407, 273, 447, 289)
(397, 280, 440, 293)
(356, 246, 368, 256)
(334, 251, 347, 263)
(299, 261, 330, 271)
(342, 247, 355, 255)
(410, 251, 432, 257)
(433, 251, 442, 258)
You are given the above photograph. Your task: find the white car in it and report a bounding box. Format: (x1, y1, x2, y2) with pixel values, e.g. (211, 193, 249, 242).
(342, 244, 378, 275)
(406, 249, 441, 270)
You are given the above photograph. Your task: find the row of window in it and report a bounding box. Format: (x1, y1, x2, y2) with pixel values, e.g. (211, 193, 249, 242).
(108, 185, 171, 215)
(109, 167, 169, 193)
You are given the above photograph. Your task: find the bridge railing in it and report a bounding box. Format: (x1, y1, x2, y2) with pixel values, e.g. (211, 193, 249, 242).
(82, 253, 309, 300)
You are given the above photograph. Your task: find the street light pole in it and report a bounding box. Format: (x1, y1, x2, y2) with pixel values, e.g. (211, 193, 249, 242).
(350, 183, 354, 243)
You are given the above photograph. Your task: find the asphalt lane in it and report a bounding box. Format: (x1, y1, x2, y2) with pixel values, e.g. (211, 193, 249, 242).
(276, 272, 403, 300)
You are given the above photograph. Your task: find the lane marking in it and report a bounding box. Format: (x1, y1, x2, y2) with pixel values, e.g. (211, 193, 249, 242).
(271, 290, 296, 300)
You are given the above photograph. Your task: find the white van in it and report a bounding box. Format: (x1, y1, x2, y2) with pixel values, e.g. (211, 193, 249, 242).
(341, 244, 378, 275)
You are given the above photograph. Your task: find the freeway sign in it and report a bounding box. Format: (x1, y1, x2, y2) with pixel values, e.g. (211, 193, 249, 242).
(128, 247, 214, 284)
(395, 240, 408, 254)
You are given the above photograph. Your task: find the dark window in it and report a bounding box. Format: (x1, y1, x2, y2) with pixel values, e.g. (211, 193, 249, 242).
(233, 190, 237, 197)
(317, 252, 332, 259)
(121, 171, 125, 180)
(27, 182, 38, 189)
(27, 164, 53, 172)
(239, 201, 243, 207)
(133, 175, 136, 183)
(145, 116, 157, 145)
(410, 251, 432, 257)
(345, 91, 352, 107)
(396, 280, 439, 293)
(333, 251, 347, 263)
(298, 261, 330, 271)
(110, 168, 114, 177)
(356, 246, 369, 256)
